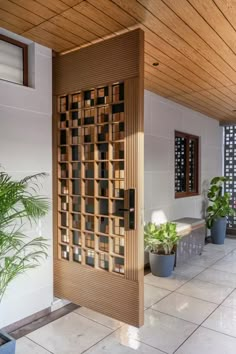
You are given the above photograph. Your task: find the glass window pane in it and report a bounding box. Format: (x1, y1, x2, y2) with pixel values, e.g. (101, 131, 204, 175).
(0, 40, 24, 85)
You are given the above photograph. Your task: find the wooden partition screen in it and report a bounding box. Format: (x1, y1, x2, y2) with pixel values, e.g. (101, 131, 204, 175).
(53, 29, 144, 327)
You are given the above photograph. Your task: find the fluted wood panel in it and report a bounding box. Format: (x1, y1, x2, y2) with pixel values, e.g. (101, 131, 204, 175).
(53, 30, 141, 95)
(53, 29, 144, 327)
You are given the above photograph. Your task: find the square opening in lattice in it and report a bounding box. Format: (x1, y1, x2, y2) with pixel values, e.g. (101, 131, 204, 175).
(97, 86, 109, 105)
(72, 179, 80, 195)
(98, 235, 109, 252)
(112, 217, 125, 236)
(72, 195, 81, 212)
(60, 211, 69, 228)
(85, 232, 95, 249)
(86, 249, 95, 267)
(97, 106, 109, 123)
(84, 144, 94, 160)
(71, 110, 82, 127)
(59, 163, 69, 179)
(60, 146, 68, 162)
(60, 195, 69, 211)
(113, 161, 125, 179)
(72, 230, 81, 246)
(85, 215, 94, 231)
(113, 256, 124, 274)
(60, 228, 69, 244)
(71, 92, 82, 109)
(113, 237, 125, 256)
(85, 197, 94, 214)
(72, 213, 81, 229)
(98, 216, 109, 234)
(61, 244, 69, 260)
(99, 253, 109, 271)
(84, 90, 95, 108)
(97, 180, 109, 197)
(85, 162, 94, 179)
(73, 247, 82, 263)
(97, 143, 109, 160)
(72, 162, 81, 178)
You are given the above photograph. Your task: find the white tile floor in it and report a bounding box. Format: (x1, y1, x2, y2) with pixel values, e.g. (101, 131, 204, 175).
(16, 238, 236, 354)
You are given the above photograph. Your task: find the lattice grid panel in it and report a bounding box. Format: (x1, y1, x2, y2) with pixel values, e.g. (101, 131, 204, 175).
(224, 126, 236, 228)
(57, 82, 126, 275)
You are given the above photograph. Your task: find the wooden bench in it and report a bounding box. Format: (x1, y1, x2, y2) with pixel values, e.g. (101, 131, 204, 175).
(173, 217, 206, 266)
(144, 217, 206, 267)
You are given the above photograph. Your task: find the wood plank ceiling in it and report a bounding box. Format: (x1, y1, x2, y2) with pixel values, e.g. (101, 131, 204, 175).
(1, 0, 236, 122)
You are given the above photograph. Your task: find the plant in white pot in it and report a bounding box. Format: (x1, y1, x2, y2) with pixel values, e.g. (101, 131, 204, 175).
(206, 176, 235, 244)
(144, 222, 179, 277)
(0, 171, 49, 354)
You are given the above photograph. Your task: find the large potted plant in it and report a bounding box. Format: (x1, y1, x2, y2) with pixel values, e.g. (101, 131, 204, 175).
(0, 171, 49, 354)
(206, 176, 235, 244)
(144, 222, 179, 277)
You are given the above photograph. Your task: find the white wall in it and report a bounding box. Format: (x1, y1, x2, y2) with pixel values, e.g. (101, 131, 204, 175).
(144, 89, 223, 225)
(0, 29, 53, 328)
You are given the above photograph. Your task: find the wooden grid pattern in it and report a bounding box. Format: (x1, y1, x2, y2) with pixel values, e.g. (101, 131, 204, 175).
(2, 0, 236, 122)
(57, 82, 127, 275)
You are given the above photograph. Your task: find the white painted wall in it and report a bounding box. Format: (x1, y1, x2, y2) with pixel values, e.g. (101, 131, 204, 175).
(144, 89, 223, 225)
(0, 29, 53, 328)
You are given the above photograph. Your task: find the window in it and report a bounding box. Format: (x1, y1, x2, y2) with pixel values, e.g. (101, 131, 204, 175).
(175, 131, 199, 198)
(0, 34, 28, 86)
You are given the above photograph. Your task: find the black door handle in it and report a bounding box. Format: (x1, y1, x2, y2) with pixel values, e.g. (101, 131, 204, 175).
(119, 189, 135, 230)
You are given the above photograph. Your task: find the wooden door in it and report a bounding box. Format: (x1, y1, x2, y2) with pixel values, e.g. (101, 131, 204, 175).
(53, 30, 144, 327)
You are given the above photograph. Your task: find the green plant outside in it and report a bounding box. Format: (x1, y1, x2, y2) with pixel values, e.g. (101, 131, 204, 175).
(206, 176, 235, 230)
(0, 171, 49, 302)
(144, 222, 179, 255)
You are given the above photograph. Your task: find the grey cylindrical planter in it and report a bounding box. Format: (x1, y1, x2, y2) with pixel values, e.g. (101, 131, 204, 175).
(211, 217, 227, 245)
(0, 332, 16, 354)
(144, 250, 149, 267)
(149, 252, 175, 277)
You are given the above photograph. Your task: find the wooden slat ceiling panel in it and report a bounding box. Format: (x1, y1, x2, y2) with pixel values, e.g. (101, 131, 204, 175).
(1, 0, 236, 121)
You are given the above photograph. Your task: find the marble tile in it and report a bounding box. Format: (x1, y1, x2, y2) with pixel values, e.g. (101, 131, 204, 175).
(84, 331, 163, 354)
(27, 312, 112, 354)
(211, 258, 236, 274)
(176, 279, 233, 304)
(173, 264, 204, 278)
(144, 284, 170, 308)
(120, 309, 197, 354)
(16, 337, 50, 354)
(203, 305, 236, 337)
(74, 307, 122, 330)
(144, 273, 189, 291)
(175, 327, 236, 354)
(186, 253, 223, 268)
(196, 268, 236, 288)
(152, 292, 217, 325)
(222, 290, 236, 309)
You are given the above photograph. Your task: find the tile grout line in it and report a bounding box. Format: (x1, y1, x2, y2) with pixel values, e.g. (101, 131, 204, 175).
(172, 245, 236, 353)
(143, 243, 236, 353)
(72, 310, 122, 331)
(25, 336, 54, 354)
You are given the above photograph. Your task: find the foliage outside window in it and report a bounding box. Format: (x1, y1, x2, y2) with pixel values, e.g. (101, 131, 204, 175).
(175, 131, 199, 198)
(0, 34, 28, 86)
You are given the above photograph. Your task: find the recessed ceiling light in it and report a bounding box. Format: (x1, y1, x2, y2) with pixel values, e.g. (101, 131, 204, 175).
(152, 62, 159, 67)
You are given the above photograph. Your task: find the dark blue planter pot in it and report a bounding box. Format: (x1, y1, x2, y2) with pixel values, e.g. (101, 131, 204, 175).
(0, 332, 15, 354)
(211, 217, 227, 245)
(149, 252, 175, 277)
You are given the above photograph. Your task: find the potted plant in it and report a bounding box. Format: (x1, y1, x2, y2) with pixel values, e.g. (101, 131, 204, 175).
(206, 176, 235, 244)
(0, 171, 49, 353)
(144, 222, 179, 277)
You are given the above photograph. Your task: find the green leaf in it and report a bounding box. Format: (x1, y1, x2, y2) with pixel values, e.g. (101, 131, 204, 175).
(0, 170, 49, 302)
